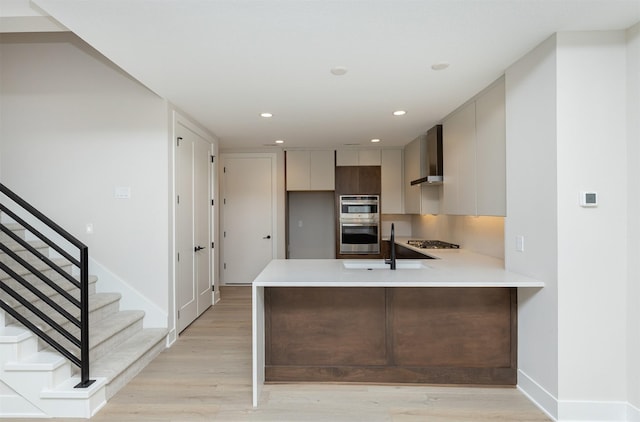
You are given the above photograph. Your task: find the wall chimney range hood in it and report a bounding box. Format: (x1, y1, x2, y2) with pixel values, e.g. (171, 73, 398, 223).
(410, 124, 443, 186)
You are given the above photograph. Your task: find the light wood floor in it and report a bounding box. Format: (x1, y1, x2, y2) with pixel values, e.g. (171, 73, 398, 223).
(33, 286, 551, 421)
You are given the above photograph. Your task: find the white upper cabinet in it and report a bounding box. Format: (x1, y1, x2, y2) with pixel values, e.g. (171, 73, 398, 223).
(475, 79, 506, 216)
(403, 136, 424, 214)
(441, 77, 505, 216)
(442, 101, 477, 215)
(403, 134, 440, 215)
(381, 149, 403, 214)
(336, 148, 381, 166)
(286, 149, 335, 191)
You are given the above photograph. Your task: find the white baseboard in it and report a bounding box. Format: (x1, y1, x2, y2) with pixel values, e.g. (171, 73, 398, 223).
(167, 328, 177, 347)
(518, 369, 558, 421)
(519, 369, 638, 422)
(89, 258, 168, 329)
(558, 399, 628, 421)
(627, 402, 640, 422)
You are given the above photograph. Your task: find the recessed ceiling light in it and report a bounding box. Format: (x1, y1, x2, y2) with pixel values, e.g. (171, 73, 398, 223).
(431, 62, 450, 71)
(330, 66, 348, 76)
(393, 110, 407, 116)
(260, 112, 273, 118)
(275, 139, 284, 144)
(371, 138, 381, 143)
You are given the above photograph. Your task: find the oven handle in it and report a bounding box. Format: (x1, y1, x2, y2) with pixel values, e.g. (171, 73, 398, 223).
(341, 223, 378, 227)
(341, 201, 378, 206)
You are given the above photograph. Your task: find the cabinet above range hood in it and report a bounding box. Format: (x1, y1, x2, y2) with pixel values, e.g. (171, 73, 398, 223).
(410, 124, 443, 186)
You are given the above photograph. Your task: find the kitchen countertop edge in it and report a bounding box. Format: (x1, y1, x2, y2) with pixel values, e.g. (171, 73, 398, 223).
(253, 238, 544, 288)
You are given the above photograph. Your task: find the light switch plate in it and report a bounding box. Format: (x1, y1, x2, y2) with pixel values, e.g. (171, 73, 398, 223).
(114, 186, 131, 199)
(516, 235, 525, 252)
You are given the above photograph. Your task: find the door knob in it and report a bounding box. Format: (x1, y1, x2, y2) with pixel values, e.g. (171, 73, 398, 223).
(263, 235, 271, 239)
(194, 246, 205, 252)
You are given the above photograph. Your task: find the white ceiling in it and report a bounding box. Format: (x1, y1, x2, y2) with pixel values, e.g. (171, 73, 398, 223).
(21, 1, 640, 148)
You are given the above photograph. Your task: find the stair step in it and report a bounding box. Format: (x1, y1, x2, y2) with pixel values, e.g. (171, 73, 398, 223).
(0, 325, 38, 360)
(0, 223, 26, 241)
(5, 349, 67, 372)
(90, 327, 167, 399)
(0, 274, 99, 320)
(0, 239, 49, 264)
(1, 227, 168, 417)
(89, 310, 145, 362)
(33, 309, 144, 361)
(3, 292, 121, 334)
(0, 257, 73, 281)
(4, 350, 72, 389)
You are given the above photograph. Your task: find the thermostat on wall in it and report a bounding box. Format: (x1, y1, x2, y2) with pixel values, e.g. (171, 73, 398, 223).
(579, 191, 598, 207)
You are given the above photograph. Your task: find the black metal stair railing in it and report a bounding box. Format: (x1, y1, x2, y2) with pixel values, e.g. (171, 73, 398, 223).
(0, 183, 94, 388)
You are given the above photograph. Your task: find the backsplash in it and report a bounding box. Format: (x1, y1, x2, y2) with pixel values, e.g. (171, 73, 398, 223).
(411, 214, 505, 259)
(381, 214, 413, 237)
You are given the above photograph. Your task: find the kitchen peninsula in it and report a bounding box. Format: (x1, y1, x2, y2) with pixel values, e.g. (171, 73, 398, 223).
(251, 242, 544, 407)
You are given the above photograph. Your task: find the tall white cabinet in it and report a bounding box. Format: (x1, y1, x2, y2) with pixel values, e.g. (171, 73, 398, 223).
(441, 77, 506, 216)
(475, 80, 506, 216)
(381, 149, 403, 214)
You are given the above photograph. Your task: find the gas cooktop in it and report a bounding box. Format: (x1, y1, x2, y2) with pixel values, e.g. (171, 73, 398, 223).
(406, 240, 460, 249)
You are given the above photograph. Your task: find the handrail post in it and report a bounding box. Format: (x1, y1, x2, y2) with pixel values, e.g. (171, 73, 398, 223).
(75, 246, 95, 388)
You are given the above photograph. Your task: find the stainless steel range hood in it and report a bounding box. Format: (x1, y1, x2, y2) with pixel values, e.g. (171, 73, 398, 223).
(410, 124, 443, 186)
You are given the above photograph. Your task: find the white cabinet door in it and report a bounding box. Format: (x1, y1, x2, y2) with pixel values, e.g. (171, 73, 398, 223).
(336, 149, 381, 166)
(287, 150, 335, 191)
(403, 137, 422, 214)
(441, 78, 505, 217)
(359, 149, 381, 165)
(286, 150, 310, 191)
(335, 149, 359, 166)
(442, 101, 477, 215)
(475, 80, 506, 216)
(381, 149, 403, 214)
(309, 150, 335, 190)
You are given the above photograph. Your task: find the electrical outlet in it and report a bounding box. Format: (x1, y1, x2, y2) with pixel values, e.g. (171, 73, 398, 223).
(86, 223, 94, 234)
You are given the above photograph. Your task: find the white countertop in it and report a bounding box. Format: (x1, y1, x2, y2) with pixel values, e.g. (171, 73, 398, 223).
(252, 237, 544, 288)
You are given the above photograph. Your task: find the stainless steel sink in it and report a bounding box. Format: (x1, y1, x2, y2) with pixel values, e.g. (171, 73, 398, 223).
(342, 260, 428, 270)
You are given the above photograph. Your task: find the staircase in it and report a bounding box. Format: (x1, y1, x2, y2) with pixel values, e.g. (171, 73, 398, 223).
(0, 218, 168, 418)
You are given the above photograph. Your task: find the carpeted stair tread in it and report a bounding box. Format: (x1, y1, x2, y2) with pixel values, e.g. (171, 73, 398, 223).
(90, 328, 167, 380)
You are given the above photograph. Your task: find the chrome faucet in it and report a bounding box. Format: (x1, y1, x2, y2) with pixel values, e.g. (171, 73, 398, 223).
(385, 223, 396, 270)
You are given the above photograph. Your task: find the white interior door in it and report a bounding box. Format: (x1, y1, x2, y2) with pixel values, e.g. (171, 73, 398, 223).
(221, 154, 275, 284)
(194, 136, 212, 314)
(176, 123, 212, 333)
(175, 127, 197, 332)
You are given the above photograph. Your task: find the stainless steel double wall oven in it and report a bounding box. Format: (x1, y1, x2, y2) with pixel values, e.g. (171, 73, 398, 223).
(338, 195, 380, 254)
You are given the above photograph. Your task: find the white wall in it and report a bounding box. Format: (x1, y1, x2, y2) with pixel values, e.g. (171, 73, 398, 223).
(626, 22, 640, 416)
(555, 31, 628, 413)
(0, 33, 170, 318)
(506, 29, 637, 421)
(505, 34, 560, 418)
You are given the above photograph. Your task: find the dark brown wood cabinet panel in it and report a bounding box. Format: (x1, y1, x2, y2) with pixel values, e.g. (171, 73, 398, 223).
(390, 288, 513, 368)
(357, 166, 381, 195)
(334, 166, 360, 194)
(334, 166, 381, 195)
(266, 287, 387, 366)
(265, 287, 517, 386)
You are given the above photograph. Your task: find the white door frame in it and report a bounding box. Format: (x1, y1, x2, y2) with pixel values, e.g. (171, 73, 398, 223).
(220, 152, 278, 285)
(170, 111, 218, 344)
